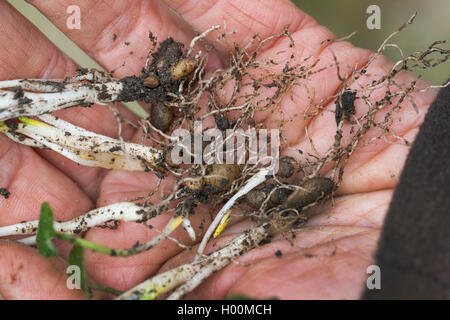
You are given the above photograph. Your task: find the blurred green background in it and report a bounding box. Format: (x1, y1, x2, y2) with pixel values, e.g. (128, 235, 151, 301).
(7, 0, 450, 85)
(294, 0, 449, 84)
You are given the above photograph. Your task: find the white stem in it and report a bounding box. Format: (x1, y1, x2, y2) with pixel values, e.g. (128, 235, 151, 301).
(0, 202, 147, 237)
(7, 117, 164, 171)
(196, 168, 270, 259)
(0, 69, 111, 90)
(168, 223, 271, 300)
(116, 264, 195, 300)
(0, 80, 65, 92)
(1, 204, 186, 256)
(0, 81, 123, 121)
(16, 236, 37, 246)
(37, 114, 104, 137)
(0, 125, 45, 148)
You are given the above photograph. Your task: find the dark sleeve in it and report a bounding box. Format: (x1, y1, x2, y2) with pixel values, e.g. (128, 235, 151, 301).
(362, 81, 450, 299)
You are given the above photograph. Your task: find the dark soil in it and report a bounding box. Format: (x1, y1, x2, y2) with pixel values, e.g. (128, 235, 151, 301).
(0, 188, 10, 199)
(117, 38, 190, 105)
(335, 90, 357, 124)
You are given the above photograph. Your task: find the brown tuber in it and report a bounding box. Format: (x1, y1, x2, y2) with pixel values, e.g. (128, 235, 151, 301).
(143, 74, 160, 88)
(276, 156, 296, 178)
(245, 177, 334, 210)
(144, 52, 197, 88)
(150, 102, 174, 132)
(245, 184, 292, 209)
(185, 176, 204, 191)
(204, 163, 240, 192)
(155, 40, 183, 71)
(169, 58, 198, 82)
(245, 189, 267, 209)
(186, 164, 241, 193)
(286, 177, 334, 209)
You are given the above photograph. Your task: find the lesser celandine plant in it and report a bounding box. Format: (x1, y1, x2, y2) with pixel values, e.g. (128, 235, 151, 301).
(0, 13, 448, 299)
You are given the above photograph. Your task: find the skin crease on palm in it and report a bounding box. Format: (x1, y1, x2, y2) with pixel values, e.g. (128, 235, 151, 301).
(0, 0, 437, 300)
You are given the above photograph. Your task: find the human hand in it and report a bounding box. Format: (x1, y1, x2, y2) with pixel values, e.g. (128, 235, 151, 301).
(0, 0, 436, 299)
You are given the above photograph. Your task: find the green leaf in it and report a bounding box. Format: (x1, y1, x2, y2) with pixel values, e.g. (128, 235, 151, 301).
(69, 244, 91, 299)
(36, 202, 58, 257)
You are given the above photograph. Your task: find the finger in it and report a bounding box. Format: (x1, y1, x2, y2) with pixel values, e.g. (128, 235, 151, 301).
(0, 240, 86, 299)
(0, 134, 93, 228)
(0, 2, 136, 198)
(164, 0, 316, 55)
(27, 0, 225, 75)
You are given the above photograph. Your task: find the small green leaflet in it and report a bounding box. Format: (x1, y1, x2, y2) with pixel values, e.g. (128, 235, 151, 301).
(36, 202, 58, 257)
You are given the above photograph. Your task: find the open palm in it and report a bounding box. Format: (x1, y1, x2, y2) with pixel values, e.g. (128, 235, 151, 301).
(0, 0, 436, 299)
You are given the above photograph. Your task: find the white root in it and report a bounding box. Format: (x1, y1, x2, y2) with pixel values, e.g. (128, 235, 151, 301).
(195, 168, 271, 259)
(0, 202, 148, 237)
(111, 215, 185, 257)
(182, 217, 197, 241)
(3, 116, 164, 171)
(186, 25, 220, 57)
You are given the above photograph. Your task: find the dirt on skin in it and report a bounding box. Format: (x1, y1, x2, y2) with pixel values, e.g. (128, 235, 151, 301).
(0, 188, 10, 199)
